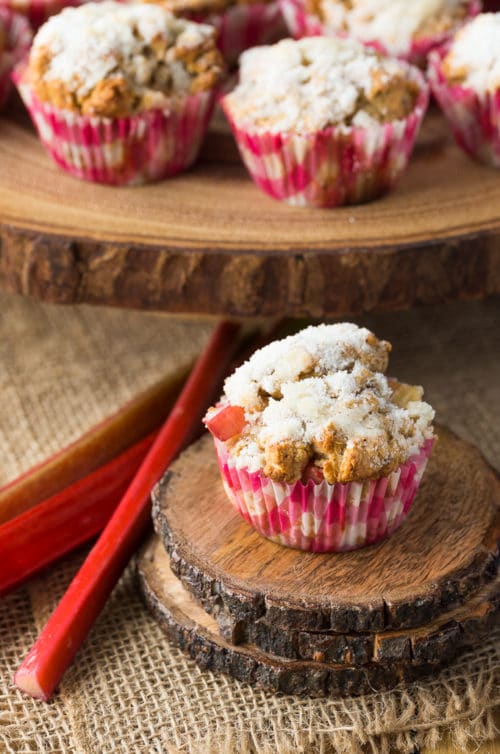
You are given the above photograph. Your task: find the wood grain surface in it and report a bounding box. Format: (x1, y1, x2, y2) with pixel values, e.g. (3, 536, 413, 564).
(137, 536, 499, 698)
(153, 427, 500, 633)
(0, 105, 499, 316)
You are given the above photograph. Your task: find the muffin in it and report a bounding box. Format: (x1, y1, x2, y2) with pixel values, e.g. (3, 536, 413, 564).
(0, 7, 31, 109)
(280, 0, 481, 66)
(428, 13, 500, 167)
(14, 2, 224, 184)
(221, 37, 429, 207)
(142, 0, 286, 65)
(204, 323, 435, 552)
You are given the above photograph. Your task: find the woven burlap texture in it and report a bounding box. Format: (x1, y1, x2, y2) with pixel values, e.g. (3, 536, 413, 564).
(0, 292, 498, 754)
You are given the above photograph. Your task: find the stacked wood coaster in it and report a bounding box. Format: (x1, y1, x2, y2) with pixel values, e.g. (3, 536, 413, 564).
(137, 426, 500, 698)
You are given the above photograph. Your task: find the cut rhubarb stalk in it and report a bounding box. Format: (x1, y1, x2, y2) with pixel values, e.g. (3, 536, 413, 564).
(0, 368, 189, 525)
(0, 432, 156, 597)
(14, 320, 241, 702)
(205, 405, 246, 441)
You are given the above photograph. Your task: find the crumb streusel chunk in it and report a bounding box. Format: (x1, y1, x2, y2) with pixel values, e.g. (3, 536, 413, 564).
(28, 1, 224, 117)
(223, 37, 420, 133)
(442, 14, 500, 93)
(306, 0, 473, 57)
(207, 323, 435, 484)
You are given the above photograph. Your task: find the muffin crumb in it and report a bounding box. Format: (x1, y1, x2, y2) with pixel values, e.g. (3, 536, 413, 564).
(28, 1, 224, 117)
(208, 323, 435, 483)
(224, 37, 420, 133)
(442, 13, 500, 93)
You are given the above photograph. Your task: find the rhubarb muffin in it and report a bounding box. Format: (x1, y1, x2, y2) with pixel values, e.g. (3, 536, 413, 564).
(221, 37, 429, 207)
(0, 7, 31, 109)
(280, 0, 480, 66)
(15, 1, 224, 184)
(428, 13, 500, 167)
(204, 323, 435, 552)
(141, 0, 286, 65)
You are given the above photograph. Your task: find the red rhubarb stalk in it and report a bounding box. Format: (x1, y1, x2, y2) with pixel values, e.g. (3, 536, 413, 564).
(0, 432, 157, 597)
(14, 320, 240, 701)
(0, 368, 188, 525)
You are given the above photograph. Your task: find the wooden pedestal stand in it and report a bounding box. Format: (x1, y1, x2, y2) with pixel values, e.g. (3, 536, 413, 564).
(0, 106, 499, 316)
(137, 427, 499, 697)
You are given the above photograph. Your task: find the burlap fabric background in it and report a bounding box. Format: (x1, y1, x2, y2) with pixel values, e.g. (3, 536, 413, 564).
(0, 292, 499, 754)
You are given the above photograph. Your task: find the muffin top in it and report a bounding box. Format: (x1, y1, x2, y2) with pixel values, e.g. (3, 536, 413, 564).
(308, 0, 473, 56)
(442, 14, 500, 93)
(223, 37, 420, 133)
(205, 323, 435, 484)
(28, 1, 224, 117)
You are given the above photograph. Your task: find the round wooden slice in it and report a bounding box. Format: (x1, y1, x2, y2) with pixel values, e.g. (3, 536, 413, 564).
(217, 575, 499, 665)
(137, 535, 457, 698)
(0, 104, 499, 316)
(152, 427, 500, 634)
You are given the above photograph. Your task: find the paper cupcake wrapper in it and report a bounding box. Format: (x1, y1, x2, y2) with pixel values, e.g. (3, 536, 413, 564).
(278, 0, 480, 66)
(189, 2, 286, 65)
(14, 74, 217, 185)
(0, 8, 31, 109)
(0, 0, 84, 28)
(221, 68, 429, 207)
(215, 438, 435, 552)
(428, 48, 500, 168)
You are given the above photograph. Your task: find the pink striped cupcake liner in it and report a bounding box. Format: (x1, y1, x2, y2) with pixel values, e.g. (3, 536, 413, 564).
(14, 72, 217, 185)
(278, 0, 480, 66)
(214, 438, 435, 552)
(190, 2, 286, 65)
(0, 7, 31, 109)
(428, 47, 500, 168)
(0, 0, 83, 29)
(221, 67, 429, 207)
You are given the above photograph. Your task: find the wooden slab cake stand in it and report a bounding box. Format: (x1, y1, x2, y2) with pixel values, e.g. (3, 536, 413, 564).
(0, 104, 499, 317)
(138, 426, 500, 696)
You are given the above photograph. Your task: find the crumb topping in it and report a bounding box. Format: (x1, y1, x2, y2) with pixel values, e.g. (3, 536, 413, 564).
(442, 14, 500, 93)
(223, 37, 420, 133)
(28, 1, 224, 117)
(207, 323, 435, 484)
(309, 0, 472, 56)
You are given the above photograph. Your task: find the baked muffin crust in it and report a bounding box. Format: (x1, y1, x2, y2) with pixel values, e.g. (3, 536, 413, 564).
(28, 1, 224, 117)
(223, 37, 420, 133)
(208, 323, 435, 484)
(306, 0, 473, 57)
(442, 14, 500, 93)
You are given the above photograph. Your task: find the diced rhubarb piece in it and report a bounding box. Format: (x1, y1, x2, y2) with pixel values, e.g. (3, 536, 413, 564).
(302, 463, 324, 484)
(205, 405, 246, 441)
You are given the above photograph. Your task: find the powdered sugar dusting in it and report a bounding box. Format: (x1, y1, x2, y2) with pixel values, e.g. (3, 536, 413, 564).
(214, 323, 435, 482)
(32, 1, 216, 98)
(319, 0, 471, 55)
(444, 14, 500, 93)
(224, 37, 411, 133)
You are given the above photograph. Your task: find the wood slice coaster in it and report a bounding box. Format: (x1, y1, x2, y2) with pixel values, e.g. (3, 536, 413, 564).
(152, 427, 500, 634)
(0, 105, 499, 316)
(216, 575, 499, 665)
(137, 536, 499, 698)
